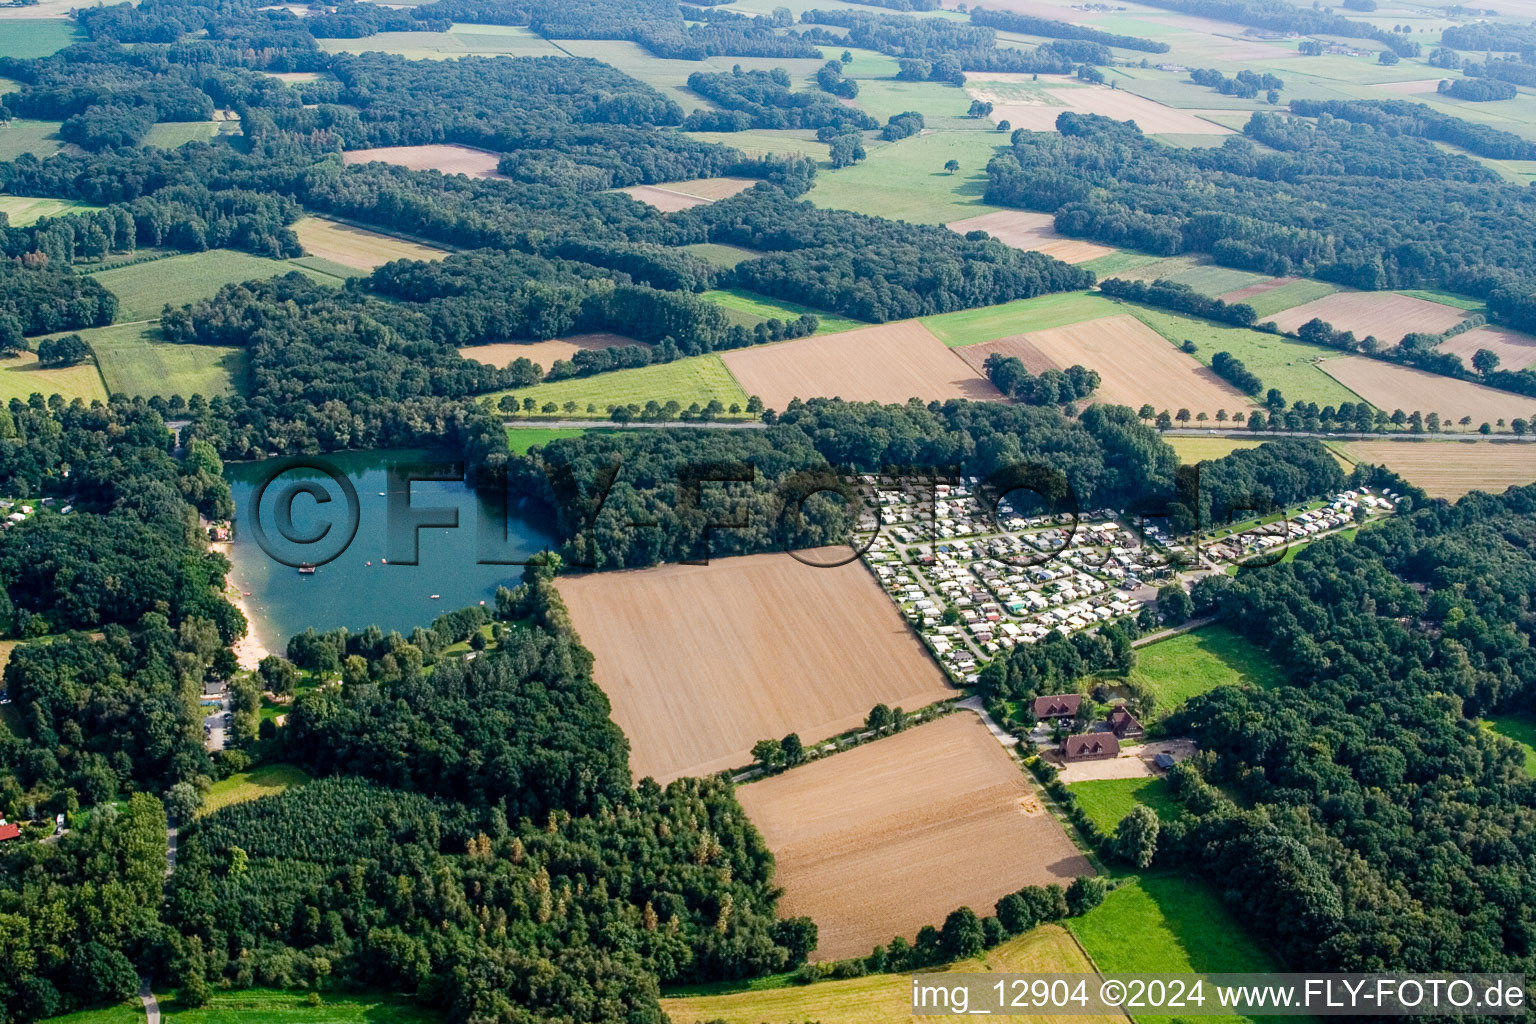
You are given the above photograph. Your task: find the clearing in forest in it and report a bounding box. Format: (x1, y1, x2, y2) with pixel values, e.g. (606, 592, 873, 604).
(342, 143, 505, 178)
(957, 314, 1254, 416)
(620, 176, 757, 211)
(1320, 356, 1536, 424)
(1332, 440, 1536, 498)
(460, 334, 641, 375)
(948, 210, 1115, 264)
(965, 74, 1232, 135)
(735, 713, 1091, 962)
(1264, 290, 1468, 341)
(292, 216, 448, 270)
(556, 552, 954, 784)
(720, 321, 1002, 409)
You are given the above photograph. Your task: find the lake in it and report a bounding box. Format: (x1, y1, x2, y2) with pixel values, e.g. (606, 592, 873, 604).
(224, 450, 557, 645)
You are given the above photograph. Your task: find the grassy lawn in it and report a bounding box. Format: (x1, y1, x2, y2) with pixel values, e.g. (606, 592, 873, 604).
(143, 121, 220, 149)
(1069, 875, 1285, 1024)
(87, 250, 341, 323)
(808, 130, 1005, 224)
(1241, 278, 1341, 320)
(701, 288, 866, 334)
(663, 924, 1118, 1024)
(506, 426, 591, 453)
(1115, 254, 1270, 296)
(0, 351, 108, 404)
(683, 128, 826, 159)
(0, 195, 101, 226)
(1126, 625, 1285, 714)
(72, 322, 242, 399)
(1167, 436, 1263, 463)
(0, 118, 64, 161)
(1069, 776, 1183, 833)
(200, 763, 313, 817)
(45, 1002, 144, 1024)
(161, 989, 439, 1023)
(490, 354, 753, 418)
(847, 77, 978, 129)
(0, 19, 79, 59)
(1395, 288, 1485, 312)
(1126, 304, 1365, 408)
(1078, 250, 1164, 277)
(681, 242, 760, 269)
(922, 291, 1120, 347)
(1484, 715, 1536, 778)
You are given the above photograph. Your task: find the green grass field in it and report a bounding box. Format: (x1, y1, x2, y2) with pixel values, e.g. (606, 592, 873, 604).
(848, 77, 978, 129)
(922, 291, 1121, 346)
(1167, 436, 1263, 463)
(319, 22, 565, 59)
(490, 354, 752, 418)
(1116, 254, 1270, 296)
(1069, 776, 1183, 833)
(1078, 250, 1164, 277)
(45, 1003, 143, 1024)
(0, 351, 108, 404)
(1126, 304, 1365, 408)
(701, 288, 866, 334)
(0, 19, 79, 59)
(808, 130, 1005, 224)
(506, 426, 591, 453)
(684, 127, 827, 159)
(682, 242, 760, 269)
(143, 121, 220, 149)
(1484, 715, 1536, 778)
(1069, 875, 1286, 1024)
(78, 322, 242, 399)
(161, 989, 439, 1023)
(1126, 625, 1286, 714)
(1242, 278, 1341, 320)
(0, 118, 64, 161)
(0, 195, 101, 226)
(201, 763, 313, 817)
(87, 250, 339, 322)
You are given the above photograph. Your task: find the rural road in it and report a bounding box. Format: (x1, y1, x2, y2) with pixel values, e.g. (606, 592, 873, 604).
(504, 418, 767, 430)
(1162, 428, 1536, 443)
(139, 977, 161, 1024)
(958, 696, 1019, 749)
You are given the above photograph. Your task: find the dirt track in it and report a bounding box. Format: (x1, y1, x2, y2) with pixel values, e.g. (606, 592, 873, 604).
(737, 713, 1093, 961)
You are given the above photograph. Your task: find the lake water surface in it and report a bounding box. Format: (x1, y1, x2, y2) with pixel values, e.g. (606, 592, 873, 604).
(225, 450, 556, 644)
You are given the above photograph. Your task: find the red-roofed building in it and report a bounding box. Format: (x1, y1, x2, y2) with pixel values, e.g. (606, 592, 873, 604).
(0, 822, 21, 842)
(1033, 693, 1083, 720)
(1106, 706, 1145, 739)
(1061, 734, 1120, 762)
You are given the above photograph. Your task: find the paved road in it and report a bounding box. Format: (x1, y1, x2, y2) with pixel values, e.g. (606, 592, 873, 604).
(504, 418, 767, 430)
(139, 977, 160, 1024)
(957, 695, 1019, 749)
(1162, 428, 1535, 443)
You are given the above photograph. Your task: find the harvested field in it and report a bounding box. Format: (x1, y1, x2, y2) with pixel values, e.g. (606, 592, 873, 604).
(1440, 326, 1536, 372)
(1321, 356, 1536, 423)
(663, 923, 1127, 1024)
(736, 713, 1092, 962)
(1264, 290, 1468, 341)
(619, 185, 709, 212)
(292, 216, 447, 270)
(948, 210, 1115, 264)
(621, 177, 757, 210)
(961, 315, 1254, 416)
(342, 143, 504, 178)
(720, 321, 1001, 409)
(459, 333, 639, 374)
(1333, 440, 1536, 498)
(1374, 78, 1444, 95)
(966, 74, 1232, 135)
(557, 552, 953, 783)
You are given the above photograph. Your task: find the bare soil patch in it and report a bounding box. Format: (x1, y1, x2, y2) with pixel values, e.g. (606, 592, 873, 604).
(459, 333, 639, 374)
(1374, 78, 1445, 94)
(1265, 291, 1467, 340)
(966, 74, 1233, 135)
(557, 552, 954, 783)
(621, 177, 757, 210)
(737, 713, 1092, 962)
(342, 143, 505, 178)
(292, 216, 446, 270)
(948, 210, 1115, 264)
(1320, 356, 1536, 423)
(990, 314, 1255, 416)
(955, 333, 1060, 376)
(1336, 440, 1536, 498)
(620, 185, 711, 211)
(1440, 326, 1536, 372)
(721, 321, 1002, 409)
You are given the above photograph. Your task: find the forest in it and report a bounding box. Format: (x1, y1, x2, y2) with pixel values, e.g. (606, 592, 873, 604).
(968, 7, 1168, 53)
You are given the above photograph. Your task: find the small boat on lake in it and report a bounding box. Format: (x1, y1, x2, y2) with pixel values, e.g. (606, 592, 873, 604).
(298, 563, 316, 575)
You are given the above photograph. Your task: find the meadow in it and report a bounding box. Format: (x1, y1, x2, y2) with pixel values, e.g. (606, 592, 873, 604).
(1068, 775, 1182, 834)
(487, 354, 752, 417)
(680, 242, 758, 269)
(1124, 625, 1285, 714)
(0, 118, 63, 160)
(1484, 715, 1536, 779)
(319, 22, 564, 59)
(79, 323, 242, 399)
(160, 990, 439, 1023)
(0, 195, 100, 226)
(2, 19, 78, 59)
(292, 215, 449, 270)
(200, 763, 313, 817)
(142, 121, 219, 149)
(1166, 436, 1263, 463)
(701, 288, 866, 334)
(808, 130, 1006, 223)
(86, 250, 340, 323)
(505, 426, 591, 454)
(0, 351, 108, 405)
(922, 291, 1121, 347)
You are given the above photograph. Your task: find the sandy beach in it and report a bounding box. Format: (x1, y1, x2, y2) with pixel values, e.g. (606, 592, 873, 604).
(211, 540, 273, 671)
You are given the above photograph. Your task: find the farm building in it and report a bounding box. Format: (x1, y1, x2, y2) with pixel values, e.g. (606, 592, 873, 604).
(1034, 694, 1083, 720)
(1106, 706, 1144, 739)
(1061, 734, 1120, 762)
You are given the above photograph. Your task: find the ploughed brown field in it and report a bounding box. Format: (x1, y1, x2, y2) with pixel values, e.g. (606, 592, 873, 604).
(621, 177, 758, 211)
(1264, 290, 1467, 340)
(1439, 326, 1536, 372)
(342, 143, 506, 178)
(459, 333, 640, 375)
(1320, 356, 1536, 424)
(720, 321, 1002, 409)
(292, 216, 447, 270)
(736, 713, 1093, 962)
(556, 552, 954, 783)
(965, 74, 1233, 135)
(947, 210, 1115, 264)
(958, 314, 1255, 416)
(1336, 440, 1536, 498)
